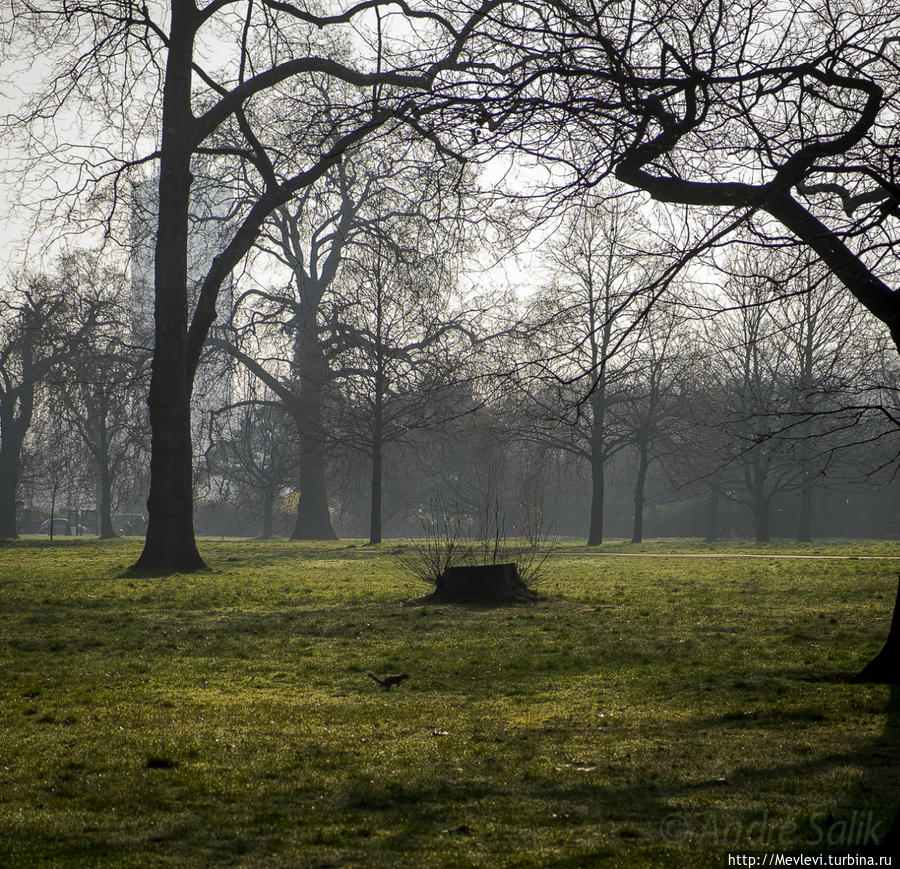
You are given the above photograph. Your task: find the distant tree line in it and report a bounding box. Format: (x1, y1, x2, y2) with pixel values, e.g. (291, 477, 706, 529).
(2, 1, 900, 551)
(4, 196, 899, 545)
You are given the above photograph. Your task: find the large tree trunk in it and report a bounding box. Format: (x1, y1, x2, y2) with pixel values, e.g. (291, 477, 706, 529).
(705, 485, 720, 542)
(291, 449, 337, 540)
(136, 262, 205, 567)
(588, 457, 605, 545)
(587, 391, 606, 546)
(291, 373, 337, 540)
(0, 437, 21, 539)
(630, 435, 649, 544)
(369, 386, 384, 545)
(290, 305, 337, 541)
(135, 5, 205, 571)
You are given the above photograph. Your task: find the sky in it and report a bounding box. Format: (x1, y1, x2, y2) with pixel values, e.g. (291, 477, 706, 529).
(0, 2, 512, 288)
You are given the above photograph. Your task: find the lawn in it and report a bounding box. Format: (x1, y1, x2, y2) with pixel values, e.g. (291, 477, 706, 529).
(1, 537, 898, 867)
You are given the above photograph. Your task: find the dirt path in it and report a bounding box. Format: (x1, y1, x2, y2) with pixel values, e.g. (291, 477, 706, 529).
(582, 552, 900, 560)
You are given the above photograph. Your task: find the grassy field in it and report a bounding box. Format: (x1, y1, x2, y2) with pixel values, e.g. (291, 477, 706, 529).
(1, 536, 899, 867)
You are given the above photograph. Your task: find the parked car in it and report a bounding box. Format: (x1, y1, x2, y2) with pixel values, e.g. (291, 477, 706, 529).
(40, 518, 91, 536)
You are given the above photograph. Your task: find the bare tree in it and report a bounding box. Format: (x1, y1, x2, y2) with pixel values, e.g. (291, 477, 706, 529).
(3, 0, 495, 569)
(516, 190, 665, 544)
(329, 174, 480, 543)
(214, 118, 481, 542)
(454, 0, 900, 327)
(619, 302, 696, 543)
(220, 154, 364, 542)
(206, 380, 294, 540)
(677, 243, 885, 542)
(764, 257, 876, 541)
(47, 252, 149, 538)
(703, 251, 813, 542)
(0, 273, 99, 538)
(446, 0, 900, 681)
(23, 397, 94, 538)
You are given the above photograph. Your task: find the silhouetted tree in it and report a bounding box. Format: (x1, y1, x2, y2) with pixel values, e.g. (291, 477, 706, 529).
(516, 190, 666, 544)
(0, 273, 99, 538)
(620, 303, 696, 543)
(49, 253, 148, 538)
(206, 381, 294, 540)
(452, 1, 900, 676)
(5, 0, 495, 569)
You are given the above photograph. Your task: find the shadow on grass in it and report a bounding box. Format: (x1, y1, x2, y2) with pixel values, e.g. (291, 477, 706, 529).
(3, 657, 897, 866)
(14, 725, 893, 868)
(196, 539, 376, 565)
(3, 545, 898, 866)
(117, 564, 215, 580)
(402, 594, 546, 610)
(834, 684, 900, 855)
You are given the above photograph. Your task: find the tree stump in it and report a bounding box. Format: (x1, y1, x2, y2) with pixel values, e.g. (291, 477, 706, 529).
(428, 562, 532, 603)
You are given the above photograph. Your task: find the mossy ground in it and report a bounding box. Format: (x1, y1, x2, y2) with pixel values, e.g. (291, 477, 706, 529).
(1, 536, 898, 867)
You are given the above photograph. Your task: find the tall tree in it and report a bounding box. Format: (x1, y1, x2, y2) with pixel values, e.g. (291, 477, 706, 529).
(519, 190, 664, 545)
(218, 120, 479, 542)
(620, 303, 695, 544)
(448, 0, 900, 679)
(331, 206, 476, 544)
(49, 253, 149, 539)
(23, 397, 94, 538)
(206, 380, 294, 540)
(764, 257, 873, 541)
(4, 0, 494, 570)
(686, 243, 880, 542)
(0, 274, 97, 538)
(225, 155, 363, 542)
(704, 252, 810, 542)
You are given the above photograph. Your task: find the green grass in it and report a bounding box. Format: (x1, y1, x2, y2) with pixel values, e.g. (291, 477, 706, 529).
(1, 536, 899, 866)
